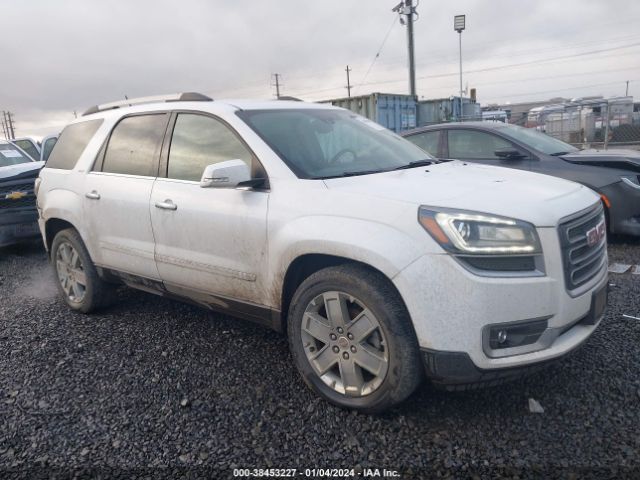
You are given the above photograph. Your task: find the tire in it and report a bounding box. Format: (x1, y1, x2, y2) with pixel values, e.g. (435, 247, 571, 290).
(287, 264, 423, 413)
(50, 228, 115, 313)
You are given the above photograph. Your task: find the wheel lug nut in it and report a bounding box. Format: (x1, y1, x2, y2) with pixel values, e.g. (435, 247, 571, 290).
(350, 346, 357, 353)
(332, 346, 340, 353)
(347, 333, 354, 340)
(330, 333, 337, 341)
(337, 327, 344, 334)
(342, 352, 349, 360)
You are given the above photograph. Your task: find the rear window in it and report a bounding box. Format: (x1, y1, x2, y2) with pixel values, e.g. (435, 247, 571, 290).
(46, 119, 103, 170)
(0, 143, 32, 167)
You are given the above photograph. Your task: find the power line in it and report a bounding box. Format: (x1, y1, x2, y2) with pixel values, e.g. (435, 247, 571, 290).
(356, 15, 398, 92)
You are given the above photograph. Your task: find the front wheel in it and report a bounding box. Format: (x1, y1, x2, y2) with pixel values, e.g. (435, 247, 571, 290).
(287, 264, 423, 413)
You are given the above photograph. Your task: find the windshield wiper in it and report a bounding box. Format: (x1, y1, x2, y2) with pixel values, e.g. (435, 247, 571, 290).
(549, 151, 572, 156)
(393, 159, 437, 170)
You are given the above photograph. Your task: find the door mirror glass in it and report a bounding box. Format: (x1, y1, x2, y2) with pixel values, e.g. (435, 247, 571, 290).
(200, 159, 251, 188)
(494, 148, 526, 159)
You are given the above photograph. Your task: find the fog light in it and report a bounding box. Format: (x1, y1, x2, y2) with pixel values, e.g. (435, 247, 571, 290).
(488, 319, 548, 350)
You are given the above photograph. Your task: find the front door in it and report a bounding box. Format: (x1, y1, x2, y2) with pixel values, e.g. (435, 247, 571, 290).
(149, 112, 269, 306)
(445, 129, 531, 170)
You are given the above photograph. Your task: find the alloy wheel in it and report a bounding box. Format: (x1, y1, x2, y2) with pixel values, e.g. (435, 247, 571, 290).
(300, 291, 389, 397)
(55, 241, 87, 303)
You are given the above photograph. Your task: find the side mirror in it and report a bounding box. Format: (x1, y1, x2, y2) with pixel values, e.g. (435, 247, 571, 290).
(494, 148, 527, 160)
(200, 160, 251, 188)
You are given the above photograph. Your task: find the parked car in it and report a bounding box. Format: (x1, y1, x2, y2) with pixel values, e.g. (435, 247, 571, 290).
(12, 137, 41, 161)
(0, 141, 44, 247)
(39, 134, 58, 162)
(36, 93, 608, 412)
(402, 122, 640, 236)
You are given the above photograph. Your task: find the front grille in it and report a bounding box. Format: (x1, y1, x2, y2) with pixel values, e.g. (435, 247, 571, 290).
(558, 204, 607, 292)
(0, 179, 36, 212)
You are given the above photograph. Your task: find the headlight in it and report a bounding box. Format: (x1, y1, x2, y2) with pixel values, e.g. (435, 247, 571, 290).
(418, 207, 541, 255)
(621, 175, 640, 190)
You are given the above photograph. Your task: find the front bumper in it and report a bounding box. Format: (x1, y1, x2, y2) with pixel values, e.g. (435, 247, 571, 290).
(393, 226, 608, 373)
(0, 209, 40, 247)
(601, 180, 640, 236)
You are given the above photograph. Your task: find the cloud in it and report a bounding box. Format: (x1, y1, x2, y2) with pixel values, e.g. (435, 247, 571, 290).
(1, 0, 639, 137)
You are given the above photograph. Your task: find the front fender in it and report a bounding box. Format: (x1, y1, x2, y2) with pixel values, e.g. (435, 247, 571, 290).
(267, 215, 427, 308)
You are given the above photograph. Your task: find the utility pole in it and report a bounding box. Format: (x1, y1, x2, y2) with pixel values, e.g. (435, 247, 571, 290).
(626, 80, 629, 96)
(393, 1, 417, 98)
(2, 111, 15, 139)
(7, 112, 15, 139)
(272, 73, 282, 98)
(345, 65, 352, 98)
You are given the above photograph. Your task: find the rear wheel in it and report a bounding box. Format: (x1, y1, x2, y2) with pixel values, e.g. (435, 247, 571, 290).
(51, 228, 115, 313)
(287, 264, 423, 413)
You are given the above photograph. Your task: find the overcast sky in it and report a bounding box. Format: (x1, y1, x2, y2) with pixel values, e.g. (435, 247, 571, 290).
(1, 0, 639, 138)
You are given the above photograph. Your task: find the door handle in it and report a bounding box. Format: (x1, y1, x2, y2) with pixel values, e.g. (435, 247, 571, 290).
(155, 199, 177, 211)
(85, 191, 100, 200)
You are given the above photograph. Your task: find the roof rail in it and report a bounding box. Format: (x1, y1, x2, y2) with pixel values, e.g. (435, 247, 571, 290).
(82, 92, 213, 116)
(277, 96, 303, 101)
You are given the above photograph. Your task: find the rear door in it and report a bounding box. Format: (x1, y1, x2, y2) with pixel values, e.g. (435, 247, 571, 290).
(83, 113, 169, 279)
(149, 112, 269, 305)
(444, 129, 531, 170)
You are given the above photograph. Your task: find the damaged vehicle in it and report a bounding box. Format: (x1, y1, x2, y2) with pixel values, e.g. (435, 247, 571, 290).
(37, 94, 608, 412)
(403, 122, 640, 236)
(0, 141, 44, 247)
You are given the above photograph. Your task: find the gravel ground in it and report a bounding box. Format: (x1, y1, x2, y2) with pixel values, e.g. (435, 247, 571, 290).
(0, 239, 639, 479)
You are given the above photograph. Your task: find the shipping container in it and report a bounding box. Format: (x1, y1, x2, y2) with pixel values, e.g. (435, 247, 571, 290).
(319, 93, 417, 133)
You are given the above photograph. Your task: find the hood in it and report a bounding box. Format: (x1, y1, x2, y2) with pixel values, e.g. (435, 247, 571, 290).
(0, 161, 44, 181)
(323, 161, 600, 227)
(560, 149, 640, 173)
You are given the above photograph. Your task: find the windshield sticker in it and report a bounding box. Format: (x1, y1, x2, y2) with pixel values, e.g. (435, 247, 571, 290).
(353, 116, 386, 131)
(0, 149, 23, 158)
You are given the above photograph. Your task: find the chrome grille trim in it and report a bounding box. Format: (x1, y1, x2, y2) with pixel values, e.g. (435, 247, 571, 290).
(558, 203, 607, 294)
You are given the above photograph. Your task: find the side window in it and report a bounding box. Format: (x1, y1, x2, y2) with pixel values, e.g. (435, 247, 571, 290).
(448, 130, 513, 160)
(167, 113, 253, 182)
(406, 131, 440, 157)
(102, 114, 168, 176)
(42, 137, 58, 162)
(46, 119, 103, 170)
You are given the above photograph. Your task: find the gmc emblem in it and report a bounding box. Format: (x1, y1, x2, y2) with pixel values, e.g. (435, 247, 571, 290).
(586, 220, 606, 247)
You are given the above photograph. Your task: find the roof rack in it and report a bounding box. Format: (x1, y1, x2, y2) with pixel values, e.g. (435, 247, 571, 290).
(276, 96, 303, 101)
(82, 92, 213, 116)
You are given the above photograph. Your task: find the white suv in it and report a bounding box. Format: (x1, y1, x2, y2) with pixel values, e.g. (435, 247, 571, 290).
(36, 93, 608, 412)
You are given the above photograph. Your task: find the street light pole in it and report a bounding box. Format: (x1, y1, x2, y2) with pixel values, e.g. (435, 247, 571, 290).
(454, 15, 466, 122)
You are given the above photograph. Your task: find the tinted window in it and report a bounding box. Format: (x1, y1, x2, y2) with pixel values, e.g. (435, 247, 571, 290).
(448, 130, 512, 160)
(168, 114, 252, 181)
(14, 139, 40, 160)
(406, 131, 440, 156)
(42, 137, 57, 162)
(0, 143, 32, 167)
(47, 119, 103, 170)
(102, 114, 167, 176)
(238, 109, 431, 179)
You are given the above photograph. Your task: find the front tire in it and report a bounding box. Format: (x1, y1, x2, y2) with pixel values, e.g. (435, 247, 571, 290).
(287, 264, 423, 413)
(51, 228, 115, 313)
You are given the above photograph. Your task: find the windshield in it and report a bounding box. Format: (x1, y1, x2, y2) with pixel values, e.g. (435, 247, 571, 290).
(238, 109, 433, 178)
(499, 124, 579, 155)
(0, 143, 32, 167)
